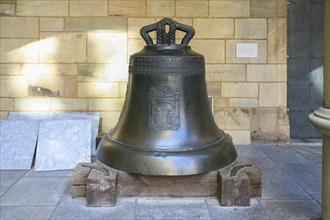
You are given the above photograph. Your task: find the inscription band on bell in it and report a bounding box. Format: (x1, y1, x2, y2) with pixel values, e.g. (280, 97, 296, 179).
(129, 57, 204, 75)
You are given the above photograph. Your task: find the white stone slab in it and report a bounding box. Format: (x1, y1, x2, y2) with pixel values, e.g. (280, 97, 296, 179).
(0, 120, 39, 170)
(7, 112, 100, 156)
(34, 120, 91, 171)
(236, 43, 258, 58)
(54, 112, 100, 156)
(8, 112, 55, 121)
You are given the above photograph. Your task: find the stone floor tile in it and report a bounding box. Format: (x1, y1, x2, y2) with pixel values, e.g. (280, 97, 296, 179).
(236, 146, 269, 159)
(310, 194, 322, 205)
(293, 145, 322, 163)
(261, 173, 311, 200)
(205, 198, 221, 206)
(0, 145, 324, 219)
(0, 206, 55, 219)
(0, 120, 39, 170)
(34, 120, 91, 171)
(261, 146, 309, 164)
(259, 200, 321, 219)
(0, 176, 70, 206)
(207, 199, 269, 220)
(237, 156, 284, 178)
(0, 170, 27, 196)
(279, 163, 322, 194)
(136, 198, 211, 219)
(49, 195, 135, 220)
(290, 139, 322, 147)
(24, 169, 73, 177)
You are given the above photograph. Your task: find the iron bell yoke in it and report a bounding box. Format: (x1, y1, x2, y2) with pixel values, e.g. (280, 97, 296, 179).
(96, 18, 237, 176)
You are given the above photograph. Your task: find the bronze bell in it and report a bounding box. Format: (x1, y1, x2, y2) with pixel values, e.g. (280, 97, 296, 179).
(96, 18, 237, 176)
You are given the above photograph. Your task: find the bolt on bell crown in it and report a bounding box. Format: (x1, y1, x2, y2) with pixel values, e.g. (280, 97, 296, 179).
(96, 18, 237, 176)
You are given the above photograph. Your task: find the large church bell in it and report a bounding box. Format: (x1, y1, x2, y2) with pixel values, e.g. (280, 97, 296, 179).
(96, 18, 237, 176)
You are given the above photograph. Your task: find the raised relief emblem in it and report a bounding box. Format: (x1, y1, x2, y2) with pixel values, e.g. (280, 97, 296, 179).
(149, 85, 180, 130)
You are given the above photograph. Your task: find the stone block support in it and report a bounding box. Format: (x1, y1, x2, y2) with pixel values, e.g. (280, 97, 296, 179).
(86, 164, 118, 207)
(218, 163, 262, 206)
(72, 161, 261, 207)
(219, 170, 250, 206)
(72, 163, 92, 198)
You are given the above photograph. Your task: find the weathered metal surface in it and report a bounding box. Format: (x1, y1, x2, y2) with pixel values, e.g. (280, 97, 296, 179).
(96, 18, 237, 176)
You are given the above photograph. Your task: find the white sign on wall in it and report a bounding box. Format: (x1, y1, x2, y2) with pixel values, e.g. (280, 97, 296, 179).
(236, 43, 258, 58)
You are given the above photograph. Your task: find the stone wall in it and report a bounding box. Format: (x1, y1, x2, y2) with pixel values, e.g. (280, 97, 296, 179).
(0, 0, 289, 144)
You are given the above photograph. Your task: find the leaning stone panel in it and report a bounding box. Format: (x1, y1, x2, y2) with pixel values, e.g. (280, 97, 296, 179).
(54, 112, 100, 156)
(0, 120, 39, 170)
(8, 112, 55, 120)
(34, 120, 91, 171)
(8, 112, 100, 156)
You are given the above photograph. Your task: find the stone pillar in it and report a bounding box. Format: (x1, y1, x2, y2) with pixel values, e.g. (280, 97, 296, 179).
(308, 1, 330, 219)
(323, 136, 330, 220)
(324, 0, 330, 109)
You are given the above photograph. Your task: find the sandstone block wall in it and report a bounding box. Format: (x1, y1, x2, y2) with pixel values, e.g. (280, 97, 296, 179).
(0, 0, 289, 144)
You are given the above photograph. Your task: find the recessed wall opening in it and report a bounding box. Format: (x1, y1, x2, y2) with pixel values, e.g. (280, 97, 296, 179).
(287, 0, 324, 139)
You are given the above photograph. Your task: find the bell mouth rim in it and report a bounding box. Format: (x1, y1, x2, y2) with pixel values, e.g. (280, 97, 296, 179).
(96, 133, 237, 176)
(106, 133, 226, 153)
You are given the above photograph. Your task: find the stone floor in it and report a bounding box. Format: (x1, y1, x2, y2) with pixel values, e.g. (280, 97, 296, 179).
(0, 143, 323, 220)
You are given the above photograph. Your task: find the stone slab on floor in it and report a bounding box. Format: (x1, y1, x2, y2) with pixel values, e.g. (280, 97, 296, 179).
(24, 169, 73, 177)
(0, 120, 39, 170)
(34, 120, 92, 171)
(54, 112, 100, 156)
(0, 176, 71, 206)
(0, 144, 322, 220)
(49, 195, 136, 220)
(279, 162, 322, 194)
(136, 198, 211, 219)
(0, 206, 56, 220)
(293, 145, 322, 163)
(8, 112, 100, 156)
(259, 200, 321, 219)
(261, 146, 309, 164)
(207, 198, 269, 219)
(262, 172, 312, 200)
(0, 170, 27, 196)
